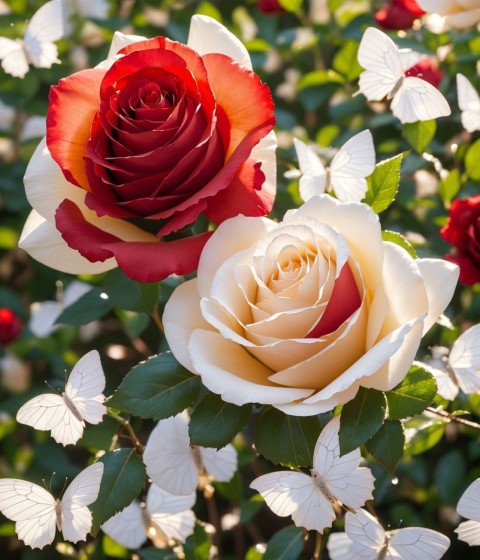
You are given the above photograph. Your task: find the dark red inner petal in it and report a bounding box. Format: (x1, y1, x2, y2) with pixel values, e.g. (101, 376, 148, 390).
(305, 263, 362, 338)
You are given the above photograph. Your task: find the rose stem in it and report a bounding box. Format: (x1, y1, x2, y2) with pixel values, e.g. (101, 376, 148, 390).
(108, 410, 145, 453)
(150, 306, 164, 334)
(313, 531, 322, 559)
(204, 485, 222, 558)
(426, 406, 480, 430)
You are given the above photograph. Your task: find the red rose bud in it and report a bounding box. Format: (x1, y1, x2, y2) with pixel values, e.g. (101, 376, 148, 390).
(0, 308, 22, 344)
(374, 0, 425, 30)
(441, 195, 480, 285)
(404, 58, 443, 88)
(257, 0, 286, 13)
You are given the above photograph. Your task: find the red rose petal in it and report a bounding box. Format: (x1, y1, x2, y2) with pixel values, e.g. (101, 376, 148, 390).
(47, 68, 105, 190)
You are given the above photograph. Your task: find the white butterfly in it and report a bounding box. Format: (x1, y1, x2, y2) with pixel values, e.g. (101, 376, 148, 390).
(16, 350, 107, 446)
(357, 27, 450, 124)
(456, 477, 480, 546)
(101, 483, 196, 549)
(0, 0, 64, 79)
(249, 415, 375, 534)
(327, 508, 450, 559)
(143, 411, 238, 496)
(457, 73, 480, 133)
(293, 130, 375, 203)
(0, 462, 103, 550)
(426, 324, 480, 401)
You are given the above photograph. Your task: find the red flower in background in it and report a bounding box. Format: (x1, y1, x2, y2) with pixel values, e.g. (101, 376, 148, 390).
(404, 58, 443, 88)
(374, 0, 425, 30)
(441, 195, 480, 285)
(257, 0, 286, 13)
(0, 309, 22, 344)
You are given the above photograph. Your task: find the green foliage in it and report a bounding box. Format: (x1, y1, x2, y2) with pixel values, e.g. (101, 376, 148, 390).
(90, 449, 146, 534)
(465, 138, 480, 180)
(333, 41, 362, 81)
(364, 153, 405, 213)
(385, 364, 438, 420)
(365, 419, 405, 474)
(264, 526, 304, 560)
(402, 120, 436, 153)
(439, 169, 462, 203)
(108, 352, 201, 420)
(189, 392, 251, 448)
(254, 408, 323, 467)
(102, 269, 159, 313)
(339, 387, 386, 455)
(183, 524, 212, 560)
(55, 288, 113, 325)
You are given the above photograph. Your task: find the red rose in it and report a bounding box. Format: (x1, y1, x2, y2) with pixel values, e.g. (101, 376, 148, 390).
(257, 0, 286, 13)
(404, 58, 443, 88)
(0, 308, 22, 345)
(19, 16, 276, 283)
(440, 195, 480, 285)
(374, 0, 425, 30)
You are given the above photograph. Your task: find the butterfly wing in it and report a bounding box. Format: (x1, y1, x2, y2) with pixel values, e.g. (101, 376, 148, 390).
(101, 501, 147, 549)
(0, 37, 29, 78)
(60, 462, 104, 543)
(293, 138, 327, 201)
(329, 130, 375, 202)
(199, 443, 238, 483)
(455, 520, 480, 546)
(357, 27, 403, 101)
(23, 0, 64, 69)
(456, 73, 480, 133)
(388, 527, 450, 560)
(390, 77, 451, 123)
(146, 484, 196, 515)
(150, 510, 196, 544)
(313, 416, 375, 509)
(327, 532, 358, 560)
(143, 413, 198, 496)
(250, 471, 317, 517)
(448, 324, 480, 395)
(17, 393, 68, 431)
(0, 479, 56, 549)
(457, 478, 480, 522)
(66, 350, 106, 425)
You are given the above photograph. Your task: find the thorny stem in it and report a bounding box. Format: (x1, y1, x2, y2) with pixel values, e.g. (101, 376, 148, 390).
(108, 410, 145, 453)
(150, 305, 164, 334)
(426, 406, 480, 430)
(313, 531, 322, 560)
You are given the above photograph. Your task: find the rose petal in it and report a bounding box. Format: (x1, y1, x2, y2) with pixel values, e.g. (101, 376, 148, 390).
(163, 279, 212, 372)
(47, 68, 105, 189)
(19, 210, 116, 274)
(416, 258, 459, 334)
(189, 329, 314, 406)
(187, 14, 253, 70)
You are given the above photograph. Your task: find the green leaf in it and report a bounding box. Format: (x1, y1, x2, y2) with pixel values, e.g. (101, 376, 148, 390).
(439, 168, 461, 203)
(77, 416, 118, 451)
(102, 269, 159, 313)
(382, 230, 417, 258)
(108, 352, 201, 420)
(189, 392, 251, 449)
(138, 549, 178, 560)
(465, 138, 480, 180)
(365, 419, 404, 474)
(404, 415, 446, 455)
(56, 287, 113, 326)
(184, 523, 211, 560)
(91, 448, 146, 534)
(434, 449, 467, 505)
(264, 526, 304, 560)
(332, 41, 362, 81)
(254, 408, 322, 467)
(402, 120, 436, 153)
(279, 0, 303, 11)
(385, 363, 437, 420)
(364, 153, 405, 213)
(339, 388, 386, 455)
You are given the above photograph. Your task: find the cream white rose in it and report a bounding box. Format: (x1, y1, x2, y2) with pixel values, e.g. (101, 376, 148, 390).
(163, 195, 459, 416)
(418, 0, 480, 30)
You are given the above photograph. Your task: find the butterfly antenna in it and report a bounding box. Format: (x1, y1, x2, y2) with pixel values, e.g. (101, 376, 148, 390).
(59, 476, 69, 499)
(44, 379, 60, 394)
